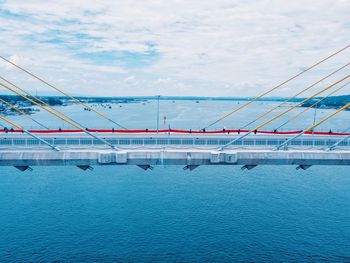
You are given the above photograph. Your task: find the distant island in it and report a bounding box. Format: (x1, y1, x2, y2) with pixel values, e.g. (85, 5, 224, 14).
(0, 94, 349, 117)
(300, 95, 350, 110)
(0, 95, 61, 116)
(0, 95, 147, 116)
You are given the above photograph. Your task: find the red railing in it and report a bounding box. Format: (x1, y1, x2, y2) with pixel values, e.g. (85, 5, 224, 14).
(0, 128, 349, 136)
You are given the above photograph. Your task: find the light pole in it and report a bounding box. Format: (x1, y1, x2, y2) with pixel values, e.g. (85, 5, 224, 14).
(312, 105, 317, 135)
(156, 95, 160, 133)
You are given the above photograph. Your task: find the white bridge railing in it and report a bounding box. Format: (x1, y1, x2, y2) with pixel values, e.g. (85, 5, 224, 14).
(0, 135, 349, 150)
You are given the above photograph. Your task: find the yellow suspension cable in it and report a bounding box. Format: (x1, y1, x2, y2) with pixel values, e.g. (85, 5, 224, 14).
(0, 97, 50, 129)
(305, 102, 350, 132)
(0, 55, 127, 129)
(274, 101, 350, 150)
(0, 76, 86, 127)
(240, 61, 350, 129)
(0, 82, 84, 130)
(0, 114, 60, 150)
(275, 81, 350, 130)
(0, 115, 22, 130)
(0, 80, 119, 150)
(0, 76, 51, 105)
(205, 43, 350, 129)
(252, 73, 350, 131)
(218, 74, 350, 151)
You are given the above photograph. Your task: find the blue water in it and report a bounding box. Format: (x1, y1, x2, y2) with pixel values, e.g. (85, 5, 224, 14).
(1, 166, 350, 262)
(1, 100, 350, 261)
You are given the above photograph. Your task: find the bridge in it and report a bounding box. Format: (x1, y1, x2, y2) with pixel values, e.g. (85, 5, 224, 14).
(1, 129, 350, 171)
(1, 44, 350, 171)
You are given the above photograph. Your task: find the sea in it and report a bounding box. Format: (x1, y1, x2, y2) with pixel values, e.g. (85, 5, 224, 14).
(0, 99, 349, 262)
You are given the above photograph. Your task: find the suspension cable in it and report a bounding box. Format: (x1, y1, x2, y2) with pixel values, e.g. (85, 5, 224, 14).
(0, 97, 50, 130)
(0, 115, 59, 151)
(0, 81, 118, 150)
(240, 61, 350, 129)
(0, 54, 127, 130)
(275, 80, 350, 131)
(0, 76, 119, 149)
(0, 76, 87, 127)
(218, 73, 350, 150)
(252, 74, 350, 131)
(301, 103, 350, 131)
(0, 82, 84, 129)
(204, 43, 350, 129)
(274, 101, 350, 150)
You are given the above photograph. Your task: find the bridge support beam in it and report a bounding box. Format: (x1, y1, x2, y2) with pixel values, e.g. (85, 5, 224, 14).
(183, 165, 199, 171)
(77, 165, 94, 171)
(14, 165, 32, 172)
(1, 149, 350, 168)
(241, 164, 257, 170)
(296, 164, 312, 170)
(137, 165, 154, 171)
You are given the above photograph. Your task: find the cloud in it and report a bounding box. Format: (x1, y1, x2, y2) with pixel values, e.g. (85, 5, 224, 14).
(0, 0, 349, 96)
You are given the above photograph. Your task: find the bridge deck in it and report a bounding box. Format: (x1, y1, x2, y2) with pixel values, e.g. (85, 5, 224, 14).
(1, 149, 350, 169)
(1, 132, 350, 169)
(0, 132, 349, 150)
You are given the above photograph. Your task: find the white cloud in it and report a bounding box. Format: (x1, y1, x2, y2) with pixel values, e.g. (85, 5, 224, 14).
(0, 0, 349, 96)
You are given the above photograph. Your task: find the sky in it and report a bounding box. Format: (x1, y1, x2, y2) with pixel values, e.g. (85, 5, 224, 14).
(0, 0, 349, 97)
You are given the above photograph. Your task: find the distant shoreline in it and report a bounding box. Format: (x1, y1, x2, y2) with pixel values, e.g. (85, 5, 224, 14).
(73, 95, 303, 102)
(0, 94, 305, 102)
(0, 95, 349, 117)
